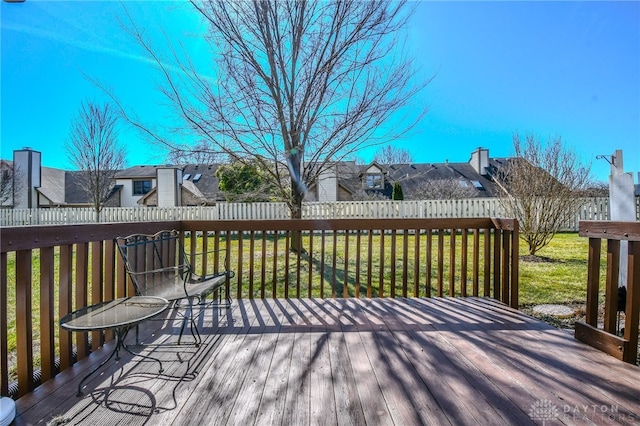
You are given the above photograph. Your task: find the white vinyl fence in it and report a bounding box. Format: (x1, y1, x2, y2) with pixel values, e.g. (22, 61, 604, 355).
(0, 197, 631, 230)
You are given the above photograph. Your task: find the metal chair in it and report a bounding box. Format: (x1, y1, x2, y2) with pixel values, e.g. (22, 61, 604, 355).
(117, 230, 233, 345)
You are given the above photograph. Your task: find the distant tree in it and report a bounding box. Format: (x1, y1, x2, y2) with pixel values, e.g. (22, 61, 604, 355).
(373, 145, 414, 164)
(410, 178, 477, 200)
(215, 159, 272, 202)
(0, 162, 24, 207)
(66, 100, 127, 222)
(167, 140, 225, 165)
(581, 181, 609, 197)
(494, 133, 591, 256)
(392, 182, 404, 200)
(351, 188, 390, 201)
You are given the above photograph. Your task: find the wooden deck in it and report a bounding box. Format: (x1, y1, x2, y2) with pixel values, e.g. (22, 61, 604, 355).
(13, 298, 640, 425)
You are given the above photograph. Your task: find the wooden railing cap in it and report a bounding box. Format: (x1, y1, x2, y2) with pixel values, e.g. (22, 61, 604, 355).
(579, 220, 640, 241)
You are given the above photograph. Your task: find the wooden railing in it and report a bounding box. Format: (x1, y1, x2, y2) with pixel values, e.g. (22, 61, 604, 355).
(0, 218, 518, 399)
(575, 221, 640, 364)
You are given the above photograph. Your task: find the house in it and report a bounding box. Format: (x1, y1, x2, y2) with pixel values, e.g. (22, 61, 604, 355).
(2, 146, 511, 208)
(306, 161, 362, 202)
(310, 147, 507, 201)
(133, 164, 226, 207)
(2, 148, 229, 209)
(2, 148, 121, 209)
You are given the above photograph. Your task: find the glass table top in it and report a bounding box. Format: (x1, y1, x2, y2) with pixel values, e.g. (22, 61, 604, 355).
(60, 296, 169, 331)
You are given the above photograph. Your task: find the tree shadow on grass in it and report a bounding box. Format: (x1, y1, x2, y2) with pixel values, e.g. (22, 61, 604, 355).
(301, 252, 370, 298)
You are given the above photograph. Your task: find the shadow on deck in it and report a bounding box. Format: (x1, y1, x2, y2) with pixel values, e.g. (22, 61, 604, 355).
(14, 298, 640, 425)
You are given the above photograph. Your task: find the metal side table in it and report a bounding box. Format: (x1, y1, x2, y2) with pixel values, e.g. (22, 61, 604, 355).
(60, 296, 169, 396)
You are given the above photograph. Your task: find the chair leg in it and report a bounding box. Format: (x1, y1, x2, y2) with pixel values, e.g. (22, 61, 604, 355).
(177, 297, 201, 346)
(212, 287, 232, 309)
(177, 313, 188, 345)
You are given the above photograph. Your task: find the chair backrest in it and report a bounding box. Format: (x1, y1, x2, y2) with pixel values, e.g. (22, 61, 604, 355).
(117, 230, 192, 298)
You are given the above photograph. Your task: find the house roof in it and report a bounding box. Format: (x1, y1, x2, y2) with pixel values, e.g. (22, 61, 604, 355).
(314, 157, 508, 199)
(115, 165, 162, 179)
(37, 167, 67, 205)
(138, 178, 210, 205)
(181, 180, 208, 202)
(333, 162, 363, 194)
(181, 164, 225, 202)
(383, 160, 505, 198)
(64, 171, 91, 204)
(37, 168, 123, 206)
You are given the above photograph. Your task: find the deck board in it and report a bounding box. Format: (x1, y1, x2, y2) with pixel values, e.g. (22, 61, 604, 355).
(13, 297, 640, 425)
(283, 303, 312, 425)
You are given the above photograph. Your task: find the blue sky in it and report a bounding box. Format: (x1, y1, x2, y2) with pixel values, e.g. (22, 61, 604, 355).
(1, 1, 639, 183)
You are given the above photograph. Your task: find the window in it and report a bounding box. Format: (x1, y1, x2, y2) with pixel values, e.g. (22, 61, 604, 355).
(471, 180, 484, 189)
(133, 180, 152, 195)
(193, 173, 202, 183)
(183, 173, 191, 180)
(365, 173, 383, 189)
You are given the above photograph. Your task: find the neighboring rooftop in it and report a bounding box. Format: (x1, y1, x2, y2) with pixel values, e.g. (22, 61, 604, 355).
(114, 165, 164, 179)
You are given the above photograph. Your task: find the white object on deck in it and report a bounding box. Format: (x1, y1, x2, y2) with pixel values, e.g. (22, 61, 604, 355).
(0, 396, 16, 426)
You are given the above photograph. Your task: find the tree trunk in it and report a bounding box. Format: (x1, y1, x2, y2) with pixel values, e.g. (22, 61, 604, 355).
(288, 147, 306, 253)
(289, 171, 305, 254)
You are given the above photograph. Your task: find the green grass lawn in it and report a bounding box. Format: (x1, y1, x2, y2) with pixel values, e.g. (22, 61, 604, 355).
(518, 232, 604, 306)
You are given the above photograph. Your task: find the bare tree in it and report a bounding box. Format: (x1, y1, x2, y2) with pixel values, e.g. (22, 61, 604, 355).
(493, 133, 591, 256)
(373, 145, 414, 164)
(410, 178, 478, 200)
(167, 139, 225, 165)
(103, 1, 428, 249)
(66, 100, 127, 221)
(352, 189, 390, 201)
(0, 162, 24, 207)
(581, 180, 609, 197)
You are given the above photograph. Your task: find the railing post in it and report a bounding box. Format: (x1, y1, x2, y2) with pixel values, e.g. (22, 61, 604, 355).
(603, 240, 620, 334)
(483, 228, 491, 297)
(493, 227, 501, 300)
(91, 241, 105, 351)
(585, 238, 602, 326)
(0, 252, 8, 396)
(75, 243, 90, 360)
(449, 230, 456, 297)
(39, 247, 56, 382)
(59, 245, 74, 371)
(510, 221, 519, 308)
(16, 249, 33, 397)
(623, 240, 640, 363)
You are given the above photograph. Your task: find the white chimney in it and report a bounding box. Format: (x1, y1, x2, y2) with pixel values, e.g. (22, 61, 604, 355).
(156, 167, 182, 207)
(470, 147, 489, 176)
